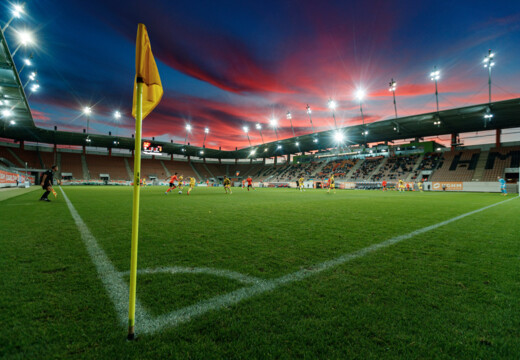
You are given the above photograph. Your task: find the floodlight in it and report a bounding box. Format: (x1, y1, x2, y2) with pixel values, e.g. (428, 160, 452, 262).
(83, 106, 92, 115)
(295, 141, 299, 146)
(3, 109, 13, 117)
(277, 145, 282, 149)
(12, 4, 24, 18)
(17, 30, 34, 46)
(270, 118, 277, 127)
(243, 126, 249, 133)
(200, 150, 204, 155)
(23, 58, 32, 66)
(186, 124, 192, 131)
(114, 111, 121, 119)
(327, 98, 336, 110)
(306, 104, 311, 114)
(355, 89, 365, 101)
(389, 79, 397, 92)
(286, 111, 292, 120)
(334, 131, 344, 143)
(204, 127, 209, 134)
(255, 123, 262, 130)
(313, 138, 318, 143)
(264, 148, 268, 152)
(9, 120, 15, 125)
(430, 70, 440, 81)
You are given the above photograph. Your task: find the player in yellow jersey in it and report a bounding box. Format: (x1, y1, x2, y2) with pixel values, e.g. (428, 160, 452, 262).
(223, 175, 232, 194)
(299, 176, 304, 192)
(398, 179, 404, 192)
(418, 180, 423, 192)
(187, 176, 196, 195)
(327, 174, 335, 194)
(178, 175, 184, 192)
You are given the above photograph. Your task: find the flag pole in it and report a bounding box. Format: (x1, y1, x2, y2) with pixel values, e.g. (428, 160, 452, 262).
(128, 79, 143, 340)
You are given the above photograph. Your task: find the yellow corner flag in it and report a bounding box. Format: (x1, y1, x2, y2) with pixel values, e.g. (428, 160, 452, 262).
(132, 24, 163, 120)
(128, 23, 162, 341)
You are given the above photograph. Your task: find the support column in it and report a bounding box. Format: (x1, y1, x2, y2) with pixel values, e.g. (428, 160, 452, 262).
(109, 148, 112, 157)
(82, 145, 85, 155)
(20, 140, 24, 150)
(218, 158, 222, 164)
(187, 155, 191, 163)
(235, 158, 238, 165)
(171, 154, 173, 161)
(451, 133, 457, 151)
(496, 129, 501, 148)
(274, 156, 278, 165)
(263, 157, 266, 165)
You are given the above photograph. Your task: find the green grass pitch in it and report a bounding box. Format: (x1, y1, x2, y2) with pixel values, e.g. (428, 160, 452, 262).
(1, 186, 519, 359)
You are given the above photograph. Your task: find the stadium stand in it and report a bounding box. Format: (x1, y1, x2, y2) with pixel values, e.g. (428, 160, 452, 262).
(349, 157, 384, 181)
(192, 162, 212, 180)
(140, 158, 169, 181)
(161, 159, 197, 180)
(0, 145, 23, 167)
(481, 146, 520, 181)
(39, 150, 56, 169)
(370, 155, 420, 181)
(85, 154, 130, 180)
(429, 149, 480, 181)
(60, 152, 85, 179)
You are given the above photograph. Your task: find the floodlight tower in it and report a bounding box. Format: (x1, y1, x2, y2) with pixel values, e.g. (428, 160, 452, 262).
(2, 3, 25, 32)
(355, 89, 366, 125)
(203, 127, 209, 147)
(270, 118, 278, 140)
(430, 66, 440, 112)
(113, 110, 121, 137)
(389, 79, 397, 118)
(286, 111, 296, 137)
(327, 98, 337, 129)
(255, 123, 264, 144)
(11, 30, 34, 56)
(18, 54, 33, 75)
(483, 49, 495, 103)
(83, 106, 92, 132)
(243, 126, 252, 146)
(23, 71, 36, 89)
(306, 104, 315, 134)
(184, 124, 191, 145)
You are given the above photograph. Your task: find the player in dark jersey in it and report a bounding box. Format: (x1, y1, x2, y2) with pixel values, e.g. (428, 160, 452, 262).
(40, 165, 58, 202)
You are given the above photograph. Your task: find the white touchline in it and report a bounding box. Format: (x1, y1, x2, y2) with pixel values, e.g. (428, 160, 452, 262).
(59, 187, 152, 329)
(60, 187, 517, 335)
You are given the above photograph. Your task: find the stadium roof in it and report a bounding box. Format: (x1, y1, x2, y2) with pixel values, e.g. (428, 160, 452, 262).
(1, 88, 520, 159)
(0, 30, 34, 128)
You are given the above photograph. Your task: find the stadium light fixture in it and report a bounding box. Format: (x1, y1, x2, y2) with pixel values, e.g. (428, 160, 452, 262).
(270, 118, 279, 140)
(243, 126, 252, 146)
(202, 127, 209, 147)
(287, 111, 296, 137)
(83, 107, 92, 135)
(184, 124, 191, 145)
(277, 144, 282, 149)
(313, 138, 318, 143)
(18, 54, 33, 75)
(483, 49, 495, 103)
(114, 111, 121, 119)
(250, 149, 256, 155)
(355, 89, 366, 125)
(2, 3, 25, 32)
(334, 131, 344, 143)
(200, 150, 204, 155)
(256, 123, 264, 144)
(295, 141, 299, 146)
(328, 98, 338, 129)
(389, 78, 398, 118)
(264, 148, 268, 152)
(306, 104, 315, 134)
(483, 106, 493, 128)
(1, 109, 11, 118)
(11, 30, 35, 56)
(430, 66, 440, 112)
(9, 120, 16, 125)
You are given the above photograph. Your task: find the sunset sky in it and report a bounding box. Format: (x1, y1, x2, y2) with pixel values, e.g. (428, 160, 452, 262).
(6, 0, 520, 149)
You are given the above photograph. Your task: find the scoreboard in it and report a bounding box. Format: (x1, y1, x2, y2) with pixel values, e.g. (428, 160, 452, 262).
(143, 141, 163, 154)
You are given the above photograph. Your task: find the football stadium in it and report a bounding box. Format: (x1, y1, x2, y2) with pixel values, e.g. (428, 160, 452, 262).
(1, 2, 519, 359)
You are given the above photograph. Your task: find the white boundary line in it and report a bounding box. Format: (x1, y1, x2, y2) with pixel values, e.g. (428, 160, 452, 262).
(60, 187, 517, 335)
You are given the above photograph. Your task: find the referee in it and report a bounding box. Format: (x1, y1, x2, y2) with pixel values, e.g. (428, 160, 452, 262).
(40, 165, 58, 202)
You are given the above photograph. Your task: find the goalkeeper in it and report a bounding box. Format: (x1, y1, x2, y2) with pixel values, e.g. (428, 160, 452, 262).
(39, 165, 58, 202)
